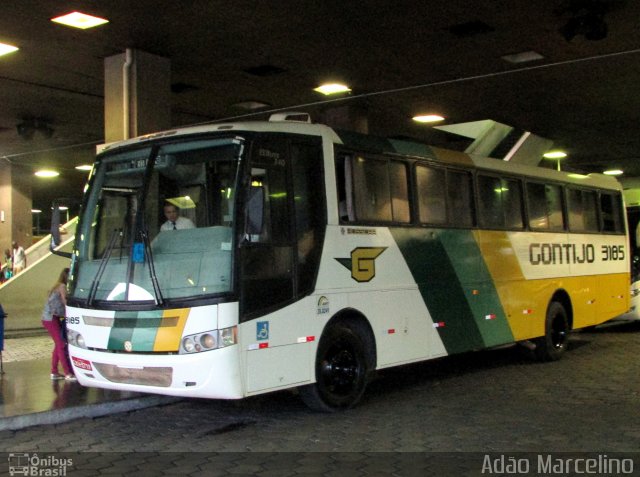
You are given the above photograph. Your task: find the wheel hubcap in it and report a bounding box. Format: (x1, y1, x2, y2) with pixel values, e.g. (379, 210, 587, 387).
(321, 347, 359, 396)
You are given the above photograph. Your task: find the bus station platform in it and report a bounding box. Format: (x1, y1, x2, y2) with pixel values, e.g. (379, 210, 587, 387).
(0, 334, 179, 431)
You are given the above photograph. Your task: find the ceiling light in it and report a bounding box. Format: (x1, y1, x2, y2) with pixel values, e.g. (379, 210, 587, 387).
(313, 83, 351, 95)
(231, 101, 271, 110)
(603, 169, 623, 176)
(75, 164, 93, 171)
(31, 209, 42, 214)
(51, 11, 109, 30)
(501, 51, 544, 64)
(543, 151, 567, 159)
(413, 114, 445, 123)
(0, 42, 19, 57)
(35, 170, 59, 178)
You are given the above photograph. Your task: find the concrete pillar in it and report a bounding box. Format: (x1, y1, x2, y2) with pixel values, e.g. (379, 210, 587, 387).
(0, 162, 32, 254)
(104, 49, 171, 143)
(318, 105, 369, 134)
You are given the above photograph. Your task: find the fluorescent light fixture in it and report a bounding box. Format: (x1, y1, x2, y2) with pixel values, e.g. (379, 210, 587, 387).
(75, 164, 93, 171)
(166, 196, 196, 209)
(51, 11, 109, 30)
(231, 100, 271, 110)
(313, 83, 351, 95)
(58, 206, 69, 211)
(501, 50, 544, 64)
(543, 151, 567, 159)
(603, 169, 623, 176)
(31, 209, 42, 214)
(413, 114, 445, 123)
(0, 42, 19, 57)
(35, 170, 60, 178)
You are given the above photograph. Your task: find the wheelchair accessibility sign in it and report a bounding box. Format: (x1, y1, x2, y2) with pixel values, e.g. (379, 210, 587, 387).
(256, 321, 269, 340)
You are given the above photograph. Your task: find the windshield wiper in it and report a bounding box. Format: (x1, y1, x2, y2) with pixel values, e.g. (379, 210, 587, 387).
(87, 228, 121, 306)
(139, 228, 164, 306)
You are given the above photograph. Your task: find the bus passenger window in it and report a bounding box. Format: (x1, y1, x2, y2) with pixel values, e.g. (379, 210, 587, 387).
(568, 188, 598, 232)
(416, 165, 446, 224)
(600, 192, 624, 233)
(526, 182, 564, 231)
(478, 175, 524, 229)
(447, 170, 474, 227)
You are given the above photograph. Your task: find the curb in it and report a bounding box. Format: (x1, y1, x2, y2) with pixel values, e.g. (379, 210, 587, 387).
(0, 396, 182, 431)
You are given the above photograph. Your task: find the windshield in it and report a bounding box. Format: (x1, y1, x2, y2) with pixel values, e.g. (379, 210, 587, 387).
(70, 136, 243, 304)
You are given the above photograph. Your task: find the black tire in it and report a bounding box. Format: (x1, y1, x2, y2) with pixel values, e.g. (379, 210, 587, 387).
(299, 324, 370, 412)
(535, 301, 569, 361)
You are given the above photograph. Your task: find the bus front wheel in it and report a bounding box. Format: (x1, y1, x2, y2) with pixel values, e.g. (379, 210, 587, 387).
(299, 324, 369, 412)
(535, 301, 569, 361)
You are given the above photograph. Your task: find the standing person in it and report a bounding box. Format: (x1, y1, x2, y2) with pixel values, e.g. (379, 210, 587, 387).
(3, 249, 12, 281)
(12, 241, 26, 275)
(0, 248, 13, 283)
(0, 302, 6, 374)
(41, 268, 75, 381)
(160, 203, 195, 231)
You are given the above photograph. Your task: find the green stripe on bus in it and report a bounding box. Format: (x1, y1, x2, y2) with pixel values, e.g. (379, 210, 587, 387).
(391, 228, 513, 353)
(130, 311, 163, 352)
(108, 310, 163, 352)
(438, 231, 514, 347)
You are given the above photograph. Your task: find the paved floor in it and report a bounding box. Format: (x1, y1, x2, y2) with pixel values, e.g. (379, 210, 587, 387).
(0, 334, 178, 431)
(0, 320, 637, 476)
(2, 335, 51, 363)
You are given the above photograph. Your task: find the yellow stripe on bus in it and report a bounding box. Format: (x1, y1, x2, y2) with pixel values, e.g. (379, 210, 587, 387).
(475, 231, 629, 340)
(153, 308, 190, 352)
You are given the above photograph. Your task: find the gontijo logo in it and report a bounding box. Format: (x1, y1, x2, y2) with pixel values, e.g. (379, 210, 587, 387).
(335, 247, 386, 282)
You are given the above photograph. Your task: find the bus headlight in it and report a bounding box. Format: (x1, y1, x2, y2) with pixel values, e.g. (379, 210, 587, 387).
(180, 326, 237, 354)
(200, 333, 217, 350)
(182, 337, 195, 353)
(67, 330, 87, 349)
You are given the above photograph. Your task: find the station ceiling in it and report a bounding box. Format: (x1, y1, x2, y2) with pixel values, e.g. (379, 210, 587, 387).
(2, 1, 640, 212)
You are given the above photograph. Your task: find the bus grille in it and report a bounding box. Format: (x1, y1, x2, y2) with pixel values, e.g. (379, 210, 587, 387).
(93, 363, 172, 387)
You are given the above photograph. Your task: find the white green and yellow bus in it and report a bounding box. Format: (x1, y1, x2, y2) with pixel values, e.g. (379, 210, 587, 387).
(61, 113, 629, 411)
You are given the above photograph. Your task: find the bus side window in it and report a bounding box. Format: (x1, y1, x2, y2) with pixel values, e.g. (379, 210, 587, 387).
(344, 155, 410, 223)
(567, 188, 598, 232)
(600, 192, 624, 233)
(526, 182, 564, 231)
(447, 170, 474, 227)
(416, 165, 446, 224)
(478, 175, 524, 229)
(336, 154, 356, 222)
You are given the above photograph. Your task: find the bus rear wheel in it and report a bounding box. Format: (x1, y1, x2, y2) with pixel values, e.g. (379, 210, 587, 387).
(535, 301, 569, 361)
(299, 324, 369, 412)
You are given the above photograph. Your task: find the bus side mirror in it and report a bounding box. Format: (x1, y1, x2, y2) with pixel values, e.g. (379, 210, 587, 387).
(246, 185, 264, 235)
(51, 203, 62, 247)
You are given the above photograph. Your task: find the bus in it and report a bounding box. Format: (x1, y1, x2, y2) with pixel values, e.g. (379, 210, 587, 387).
(60, 113, 629, 411)
(619, 191, 640, 320)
